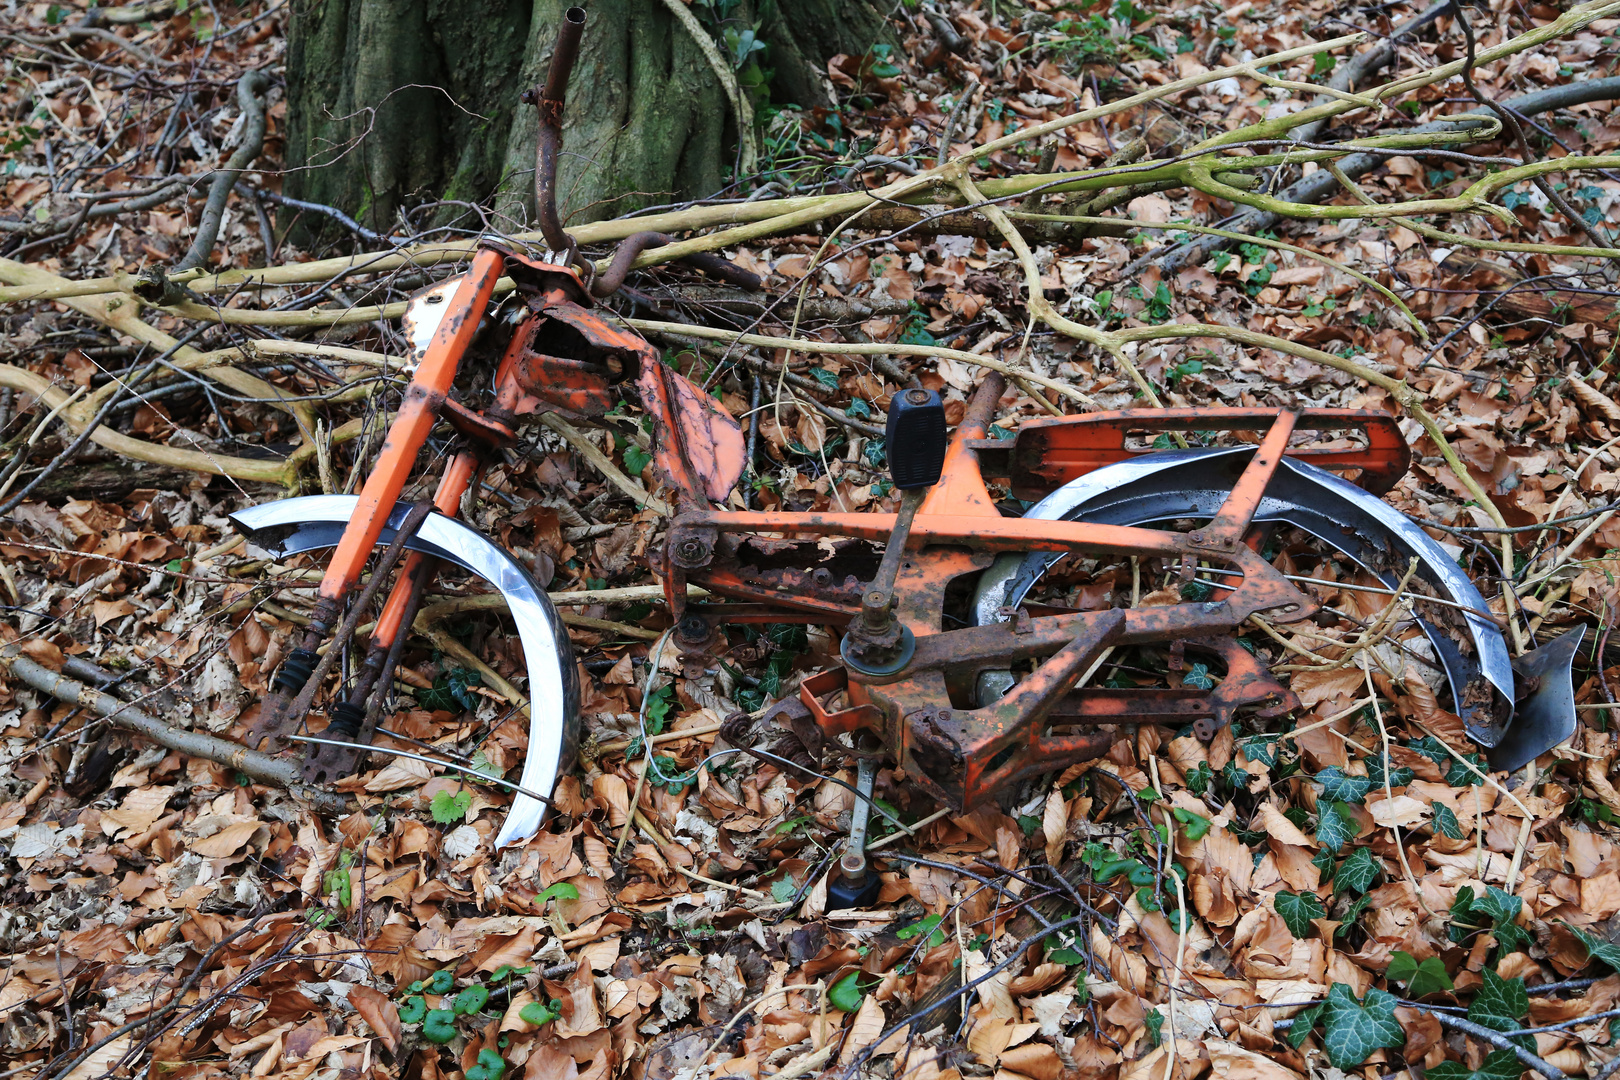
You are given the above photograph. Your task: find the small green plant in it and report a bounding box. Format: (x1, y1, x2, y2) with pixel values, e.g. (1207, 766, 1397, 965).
(430, 789, 473, 824)
(520, 998, 564, 1027)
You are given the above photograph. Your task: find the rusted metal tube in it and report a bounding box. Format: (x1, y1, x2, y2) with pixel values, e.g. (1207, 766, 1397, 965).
(591, 231, 765, 297)
(533, 6, 587, 254)
(591, 231, 673, 297)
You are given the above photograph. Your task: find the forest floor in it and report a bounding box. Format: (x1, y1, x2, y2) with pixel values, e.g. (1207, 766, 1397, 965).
(4, 1, 1620, 1080)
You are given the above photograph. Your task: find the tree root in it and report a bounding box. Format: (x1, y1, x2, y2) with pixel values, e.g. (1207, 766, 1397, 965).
(177, 71, 272, 272)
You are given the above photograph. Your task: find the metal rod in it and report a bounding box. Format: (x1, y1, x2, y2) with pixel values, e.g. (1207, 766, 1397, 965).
(840, 756, 878, 884)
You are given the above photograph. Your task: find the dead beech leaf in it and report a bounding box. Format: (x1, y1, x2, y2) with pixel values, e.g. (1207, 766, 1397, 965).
(837, 994, 888, 1065)
(1256, 802, 1316, 848)
(1367, 794, 1429, 828)
(1288, 665, 1366, 708)
(1205, 1038, 1304, 1080)
(189, 820, 261, 859)
(364, 755, 433, 792)
(61, 1035, 131, 1080)
(346, 985, 400, 1053)
(1570, 374, 1620, 423)
(1008, 962, 1069, 997)
(100, 785, 174, 838)
(1042, 789, 1068, 866)
(1000, 1041, 1063, 1080)
(594, 774, 630, 827)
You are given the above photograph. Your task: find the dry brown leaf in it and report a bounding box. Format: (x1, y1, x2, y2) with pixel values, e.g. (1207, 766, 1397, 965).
(1205, 1038, 1304, 1080)
(1367, 794, 1429, 828)
(1255, 802, 1316, 848)
(1000, 1041, 1063, 1080)
(837, 994, 888, 1065)
(189, 820, 261, 859)
(100, 785, 174, 838)
(1042, 788, 1067, 867)
(1570, 375, 1620, 422)
(347, 985, 401, 1053)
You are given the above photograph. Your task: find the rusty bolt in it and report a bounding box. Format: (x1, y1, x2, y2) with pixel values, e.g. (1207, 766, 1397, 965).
(906, 388, 931, 405)
(1188, 530, 1205, 543)
(937, 708, 952, 722)
(677, 614, 709, 644)
(672, 536, 711, 567)
(812, 567, 832, 587)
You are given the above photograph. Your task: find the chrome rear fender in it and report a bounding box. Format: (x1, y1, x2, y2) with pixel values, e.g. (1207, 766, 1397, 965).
(971, 448, 1515, 747)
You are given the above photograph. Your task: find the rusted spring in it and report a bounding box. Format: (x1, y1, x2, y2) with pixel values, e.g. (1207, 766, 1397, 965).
(590, 230, 764, 297)
(531, 6, 586, 260)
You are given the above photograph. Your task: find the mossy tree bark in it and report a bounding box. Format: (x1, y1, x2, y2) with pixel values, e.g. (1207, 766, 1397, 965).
(283, 0, 895, 234)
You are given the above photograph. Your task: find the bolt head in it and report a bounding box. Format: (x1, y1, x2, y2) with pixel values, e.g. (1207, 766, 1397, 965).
(906, 388, 930, 405)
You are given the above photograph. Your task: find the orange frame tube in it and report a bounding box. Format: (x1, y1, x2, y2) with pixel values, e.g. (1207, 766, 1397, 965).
(317, 248, 504, 604)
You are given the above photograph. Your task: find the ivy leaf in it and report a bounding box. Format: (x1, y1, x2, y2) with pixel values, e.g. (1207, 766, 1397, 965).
(1287, 1001, 1325, 1048)
(1566, 924, 1620, 972)
(829, 971, 864, 1012)
(1432, 801, 1464, 839)
(1427, 1050, 1525, 1080)
(1475, 887, 1522, 926)
(1241, 734, 1281, 768)
(1312, 848, 1336, 886)
(430, 789, 473, 824)
(1333, 847, 1382, 895)
(1315, 767, 1373, 805)
(1336, 894, 1372, 937)
(1274, 890, 1325, 938)
(1315, 800, 1359, 853)
(421, 1008, 459, 1044)
(1447, 752, 1488, 788)
(1408, 736, 1451, 765)
(1365, 757, 1415, 788)
(1468, 968, 1530, 1048)
(1320, 983, 1405, 1068)
(810, 366, 839, 388)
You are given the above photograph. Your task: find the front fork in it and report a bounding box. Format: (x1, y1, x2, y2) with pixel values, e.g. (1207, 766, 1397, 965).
(246, 248, 505, 755)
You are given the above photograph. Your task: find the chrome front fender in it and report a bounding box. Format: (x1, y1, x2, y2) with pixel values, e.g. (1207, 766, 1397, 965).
(229, 495, 578, 848)
(971, 448, 1515, 748)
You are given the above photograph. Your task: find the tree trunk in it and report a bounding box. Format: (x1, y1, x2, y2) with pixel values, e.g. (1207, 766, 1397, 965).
(283, 0, 895, 235)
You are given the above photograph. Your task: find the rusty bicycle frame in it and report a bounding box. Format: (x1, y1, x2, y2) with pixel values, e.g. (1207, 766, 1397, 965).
(660, 377, 1417, 810)
(241, 7, 1569, 833)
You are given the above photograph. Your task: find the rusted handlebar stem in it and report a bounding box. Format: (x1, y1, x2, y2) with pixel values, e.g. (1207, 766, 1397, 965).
(528, 6, 762, 296)
(532, 6, 586, 258)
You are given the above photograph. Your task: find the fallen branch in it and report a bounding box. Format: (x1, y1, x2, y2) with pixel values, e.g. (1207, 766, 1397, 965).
(0, 653, 346, 812)
(1144, 76, 1620, 275)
